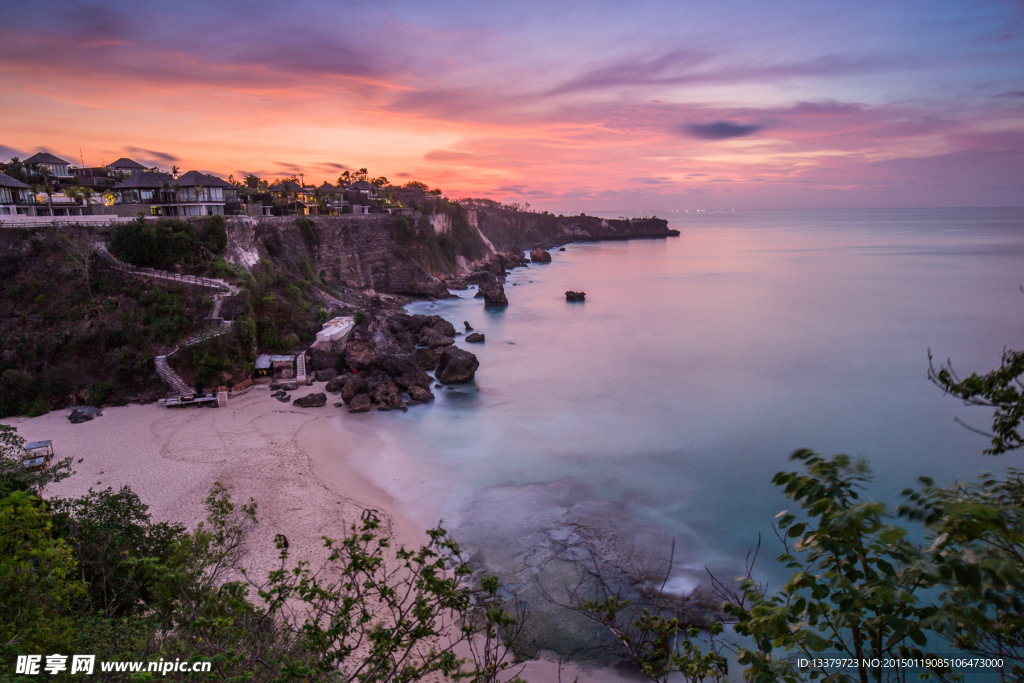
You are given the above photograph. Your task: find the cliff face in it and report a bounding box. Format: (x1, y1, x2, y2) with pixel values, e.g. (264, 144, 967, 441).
(224, 216, 451, 297)
(464, 207, 679, 252)
(222, 209, 678, 297)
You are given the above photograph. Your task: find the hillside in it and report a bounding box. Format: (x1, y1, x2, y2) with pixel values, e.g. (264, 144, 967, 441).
(0, 206, 678, 416)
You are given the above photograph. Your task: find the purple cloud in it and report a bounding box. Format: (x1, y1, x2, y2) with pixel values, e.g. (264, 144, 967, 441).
(684, 121, 763, 140)
(124, 146, 179, 162)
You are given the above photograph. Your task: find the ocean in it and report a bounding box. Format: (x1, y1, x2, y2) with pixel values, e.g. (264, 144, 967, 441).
(334, 207, 1024, 658)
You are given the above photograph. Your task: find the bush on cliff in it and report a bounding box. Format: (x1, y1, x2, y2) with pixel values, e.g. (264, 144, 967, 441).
(0, 233, 211, 416)
(109, 215, 227, 271)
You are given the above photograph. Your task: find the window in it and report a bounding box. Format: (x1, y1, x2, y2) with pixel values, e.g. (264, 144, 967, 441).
(141, 190, 153, 201)
(0, 188, 11, 204)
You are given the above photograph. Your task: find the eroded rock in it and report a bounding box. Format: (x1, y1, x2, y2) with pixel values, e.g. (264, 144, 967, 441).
(435, 346, 480, 383)
(347, 393, 372, 413)
(293, 392, 327, 408)
(68, 406, 102, 423)
(315, 368, 338, 382)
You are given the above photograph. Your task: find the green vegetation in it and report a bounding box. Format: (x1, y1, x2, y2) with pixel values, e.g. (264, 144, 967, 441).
(0, 230, 212, 416)
(0, 425, 526, 682)
(109, 215, 228, 271)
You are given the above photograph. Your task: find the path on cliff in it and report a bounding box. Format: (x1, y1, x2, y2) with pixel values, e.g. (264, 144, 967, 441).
(98, 244, 239, 397)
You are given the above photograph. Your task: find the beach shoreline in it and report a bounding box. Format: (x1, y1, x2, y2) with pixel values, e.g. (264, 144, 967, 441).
(3, 382, 424, 576)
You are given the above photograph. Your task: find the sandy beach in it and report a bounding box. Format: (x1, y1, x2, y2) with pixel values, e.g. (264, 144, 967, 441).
(3, 383, 423, 576)
(4, 383, 641, 682)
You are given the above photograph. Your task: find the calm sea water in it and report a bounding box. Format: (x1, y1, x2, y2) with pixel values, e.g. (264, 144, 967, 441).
(337, 207, 1024, 597)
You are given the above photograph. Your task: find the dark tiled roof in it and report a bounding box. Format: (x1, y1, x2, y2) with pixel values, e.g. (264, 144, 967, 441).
(175, 170, 234, 188)
(347, 181, 374, 191)
(0, 171, 31, 189)
(113, 171, 174, 189)
(318, 182, 337, 191)
(270, 180, 303, 192)
(24, 151, 71, 165)
(109, 157, 146, 170)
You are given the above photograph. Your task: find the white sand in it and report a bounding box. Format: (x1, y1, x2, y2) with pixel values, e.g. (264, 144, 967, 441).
(3, 383, 421, 575)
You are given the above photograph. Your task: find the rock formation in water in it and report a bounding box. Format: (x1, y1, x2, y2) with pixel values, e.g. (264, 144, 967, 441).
(530, 248, 552, 263)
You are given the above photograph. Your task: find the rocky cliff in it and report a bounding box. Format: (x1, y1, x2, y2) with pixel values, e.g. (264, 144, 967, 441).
(224, 215, 452, 298)
(222, 208, 677, 299)
(463, 206, 679, 252)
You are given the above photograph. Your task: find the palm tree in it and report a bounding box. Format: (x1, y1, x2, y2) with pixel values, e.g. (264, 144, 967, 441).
(81, 186, 95, 215)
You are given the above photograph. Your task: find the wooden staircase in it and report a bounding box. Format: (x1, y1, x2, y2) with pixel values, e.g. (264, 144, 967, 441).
(99, 244, 240, 400)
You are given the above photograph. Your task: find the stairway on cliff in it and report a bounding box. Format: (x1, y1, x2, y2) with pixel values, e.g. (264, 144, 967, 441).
(98, 243, 240, 398)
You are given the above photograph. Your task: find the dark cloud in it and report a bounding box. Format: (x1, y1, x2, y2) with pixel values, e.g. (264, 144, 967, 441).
(124, 146, 179, 162)
(683, 121, 763, 140)
(0, 144, 26, 161)
(311, 162, 349, 171)
(996, 90, 1024, 98)
(273, 161, 304, 173)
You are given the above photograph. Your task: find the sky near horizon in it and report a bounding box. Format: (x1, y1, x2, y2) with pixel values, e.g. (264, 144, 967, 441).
(1, 0, 1022, 211)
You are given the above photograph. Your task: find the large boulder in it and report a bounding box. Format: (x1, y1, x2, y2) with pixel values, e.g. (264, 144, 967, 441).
(408, 385, 434, 403)
(565, 291, 586, 301)
(376, 353, 432, 390)
(315, 368, 338, 383)
(435, 346, 480, 384)
(465, 332, 485, 343)
(326, 375, 349, 393)
(342, 378, 370, 404)
(422, 329, 455, 349)
(293, 392, 327, 408)
(270, 381, 299, 391)
(415, 347, 442, 371)
(480, 282, 508, 307)
(309, 343, 344, 372)
(431, 319, 457, 337)
(344, 337, 376, 371)
(68, 406, 102, 423)
(371, 381, 406, 410)
(530, 248, 552, 263)
(347, 393, 372, 413)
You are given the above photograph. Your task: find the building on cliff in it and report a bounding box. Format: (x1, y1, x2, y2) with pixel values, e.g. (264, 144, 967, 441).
(110, 170, 237, 217)
(0, 171, 35, 215)
(75, 157, 147, 190)
(23, 151, 74, 179)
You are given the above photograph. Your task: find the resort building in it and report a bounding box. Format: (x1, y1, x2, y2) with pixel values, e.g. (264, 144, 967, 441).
(23, 151, 74, 179)
(172, 171, 237, 216)
(75, 157, 148, 189)
(111, 170, 237, 216)
(0, 171, 33, 215)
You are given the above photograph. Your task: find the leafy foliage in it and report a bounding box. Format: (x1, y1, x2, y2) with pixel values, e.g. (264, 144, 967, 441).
(928, 347, 1024, 454)
(901, 470, 1024, 678)
(0, 469, 528, 682)
(109, 215, 227, 270)
(0, 234, 211, 415)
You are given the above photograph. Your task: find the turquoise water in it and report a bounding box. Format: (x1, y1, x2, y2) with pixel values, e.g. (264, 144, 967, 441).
(341, 207, 1024, 592)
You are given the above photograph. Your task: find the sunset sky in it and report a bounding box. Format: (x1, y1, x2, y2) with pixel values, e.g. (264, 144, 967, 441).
(2, 0, 1022, 211)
